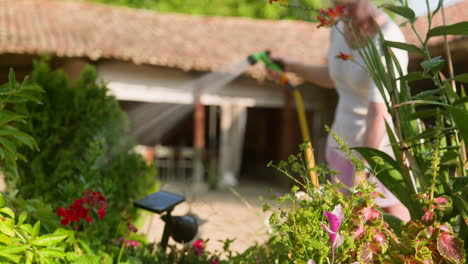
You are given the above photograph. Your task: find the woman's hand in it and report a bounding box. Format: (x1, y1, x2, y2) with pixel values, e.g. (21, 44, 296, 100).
(265, 53, 335, 89)
(265, 56, 291, 82)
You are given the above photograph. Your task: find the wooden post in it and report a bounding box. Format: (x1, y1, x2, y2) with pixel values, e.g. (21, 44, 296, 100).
(193, 90, 205, 183)
(279, 89, 295, 187)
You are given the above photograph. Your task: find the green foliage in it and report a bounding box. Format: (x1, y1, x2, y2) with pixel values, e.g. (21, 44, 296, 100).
(0, 192, 75, 264)
(0, 69, 42, 193)
(13, 58, 157, 246)
(88, 0, 324, 20)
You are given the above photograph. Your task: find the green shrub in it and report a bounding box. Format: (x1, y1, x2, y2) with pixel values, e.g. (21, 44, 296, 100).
(13, 58, 157, 244)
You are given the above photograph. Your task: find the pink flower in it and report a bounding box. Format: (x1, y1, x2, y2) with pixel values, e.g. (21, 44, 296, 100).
(320, 204, 344, 264)
(119, 238, 140, 248)
(193, 239, 205, 256)
(434, 196, 449, 205)
(210, 257, 220, 264)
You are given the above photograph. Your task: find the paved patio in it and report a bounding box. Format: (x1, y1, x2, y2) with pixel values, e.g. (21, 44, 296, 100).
(139, 179, 287, 253)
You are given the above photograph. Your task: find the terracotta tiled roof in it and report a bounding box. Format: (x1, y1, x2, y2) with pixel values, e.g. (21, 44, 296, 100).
(402, 0, 468, 48)
(0, 0, 329, 81)
(1, 0, 466, 80)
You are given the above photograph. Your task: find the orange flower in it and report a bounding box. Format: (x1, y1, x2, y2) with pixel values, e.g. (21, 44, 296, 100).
(336, 52, 354, 61)
(317, 5, 345, 28)
(269, 0, 278, 4)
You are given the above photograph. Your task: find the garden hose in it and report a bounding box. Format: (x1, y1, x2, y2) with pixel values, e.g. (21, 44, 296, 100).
(247, 51, 319, 188)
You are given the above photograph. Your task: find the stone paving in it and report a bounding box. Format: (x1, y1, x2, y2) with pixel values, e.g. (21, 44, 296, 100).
(139, 179, 286, 253)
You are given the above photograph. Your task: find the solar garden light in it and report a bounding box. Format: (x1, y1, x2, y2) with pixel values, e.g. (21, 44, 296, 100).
(133, 190, 198, 251)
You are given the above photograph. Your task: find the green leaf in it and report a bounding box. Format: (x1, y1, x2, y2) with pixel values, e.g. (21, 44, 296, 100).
(427, 22, 468, 39)
(383, 213, 403, 236)
(0, 127, 37, 150)
(71, 254, 101, 264)
(0, 111, 25, 126)
(385, 121, 403, 167)
(26, 251, 33, 264)
(0, 194, 4, 208)
(408, 109, 438, 120)
(0, 137, 17, 159)
(453, 177, 468, 193)
(31, 234, 67, 246)
(0, 234, 11, 244)
(8, 69, 16, 90)
(411, 88, 443, 100)
(0, 245, 29, 254)
(76, 240, 93, 255)
(17, 212, 27, 226)
(449, 73, 468, 84)
(398, 72, 431, 82)
(453, 194, 468, 225)
(31, 221, 40, 240)
(0, 208, 15, 219)
(353, 147, 422, 219)
(0, 252, 21, 263)
(19, 224, 32, 234)
(36, 248, 66, 258)
(445, 106, 468, 146)
(381, 4, 416, 22)
(0, 219, 14, 237)
(421, 57, 445, 74)
(385, 41, 424, 56)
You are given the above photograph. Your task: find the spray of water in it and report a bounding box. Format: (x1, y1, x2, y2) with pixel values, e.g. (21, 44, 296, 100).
(129, 59, 252, 144)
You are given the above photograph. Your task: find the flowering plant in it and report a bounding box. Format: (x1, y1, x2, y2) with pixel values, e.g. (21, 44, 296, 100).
(57, 190, 107, 228)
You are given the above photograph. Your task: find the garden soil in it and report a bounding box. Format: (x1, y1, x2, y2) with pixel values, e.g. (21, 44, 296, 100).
(140, 180, 286, 253)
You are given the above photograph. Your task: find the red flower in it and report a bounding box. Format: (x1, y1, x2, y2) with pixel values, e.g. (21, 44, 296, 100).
(336, 52, 354, 61)
(193, 239, 205, 256)
(269, 0, 278, 4)
(98, 207, 106, 220)
(210, 257, 220, 264)
(317, 5, 345, 28)
(57, 190, 107, 226)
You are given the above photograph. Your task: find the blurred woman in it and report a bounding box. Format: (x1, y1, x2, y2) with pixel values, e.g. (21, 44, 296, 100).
(270, 0, 410, 221)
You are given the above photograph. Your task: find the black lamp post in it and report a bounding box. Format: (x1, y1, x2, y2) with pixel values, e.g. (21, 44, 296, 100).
(133, 190, 198, 251)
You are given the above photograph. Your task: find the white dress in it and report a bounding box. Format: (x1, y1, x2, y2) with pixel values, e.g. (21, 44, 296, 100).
(327, 17, 408, 152)
(326, 17, 409, 207)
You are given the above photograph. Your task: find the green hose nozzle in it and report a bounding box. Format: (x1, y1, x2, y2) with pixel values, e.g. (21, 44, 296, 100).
(247, 50, 283, 74)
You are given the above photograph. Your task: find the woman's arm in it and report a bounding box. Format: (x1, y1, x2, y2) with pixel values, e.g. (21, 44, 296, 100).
(363, 102, 388, 149)
(287, 60, 335, 89)
(269, 56, 335, 89)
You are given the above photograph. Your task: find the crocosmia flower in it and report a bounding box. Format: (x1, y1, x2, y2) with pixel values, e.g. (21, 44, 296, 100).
(320, 204, 344, 263)
(336, 52, 354, 61)
(317, 5, 345, 28)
